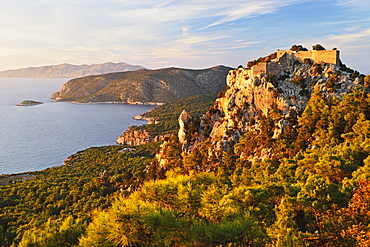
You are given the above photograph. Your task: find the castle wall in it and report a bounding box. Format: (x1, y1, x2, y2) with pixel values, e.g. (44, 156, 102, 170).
(276, 50, 339, 65)
(312, 50, 339, 65)
(251, 62, 267, 74)
(249, 49, 340, 76)
(267, 62, 283, 75)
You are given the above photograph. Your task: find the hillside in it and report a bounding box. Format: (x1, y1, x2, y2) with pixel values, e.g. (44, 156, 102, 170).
(1, 45, 370, 246)
(116, 95, 217, 145)
(0, 62, 144, 78)
(50, 66, 233, 104)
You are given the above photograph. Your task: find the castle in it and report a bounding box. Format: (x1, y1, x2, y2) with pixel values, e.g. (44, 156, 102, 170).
(249, 48, 340, 75)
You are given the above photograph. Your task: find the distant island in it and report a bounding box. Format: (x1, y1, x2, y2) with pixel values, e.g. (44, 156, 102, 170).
(0, 62, 144, 78)
(16, 100, 43, 106)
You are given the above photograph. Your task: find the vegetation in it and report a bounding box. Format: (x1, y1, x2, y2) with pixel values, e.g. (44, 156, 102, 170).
(247, 53, 277, 68)
(0, 143, 160, 247)
(52, 66, 232, 104)
(312, 44, 326, 50)
(290, 45, 308, 51)
(125, 95, 217, 137)
(1, 83, 370, 246)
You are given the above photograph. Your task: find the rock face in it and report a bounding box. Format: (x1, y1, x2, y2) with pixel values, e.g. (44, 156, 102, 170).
(178, 110, 192, 147)
(116, 95, 217, 146)
(194, 49, 366, 160)
(208, 56, 360, 155)
(51, 66, 233, 104)
(0, 62, 144, 78)
(116, 127, 170, 145)
(16, 100, 43, 106)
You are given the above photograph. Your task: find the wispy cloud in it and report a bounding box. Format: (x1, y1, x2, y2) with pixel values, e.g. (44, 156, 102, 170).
(203, 0, 300, 28)
(336, 0, 370, 9)
(326, 28, 370, 44)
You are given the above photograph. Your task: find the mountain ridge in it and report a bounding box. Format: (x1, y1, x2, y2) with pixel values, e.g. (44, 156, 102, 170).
(51, 65, 233, 104)
(0, 62, 144, 78)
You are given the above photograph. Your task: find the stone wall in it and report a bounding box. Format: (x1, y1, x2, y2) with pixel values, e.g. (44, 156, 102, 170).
(276, 50, 339, 65)
(250, 62, 267, 74)
(248, 49, 340, 76)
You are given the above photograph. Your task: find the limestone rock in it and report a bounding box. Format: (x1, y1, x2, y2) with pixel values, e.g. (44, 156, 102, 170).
(178, 110, 192, 147)
(195, 48, 367, 160)
(116, 127, 169, 146)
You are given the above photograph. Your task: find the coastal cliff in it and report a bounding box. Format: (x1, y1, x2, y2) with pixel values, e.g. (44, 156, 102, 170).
(51, 66, 233, 104)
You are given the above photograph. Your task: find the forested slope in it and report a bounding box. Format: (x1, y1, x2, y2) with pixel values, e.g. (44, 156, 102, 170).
(81, 87, 370, 247)
(1, 47, 370, 246)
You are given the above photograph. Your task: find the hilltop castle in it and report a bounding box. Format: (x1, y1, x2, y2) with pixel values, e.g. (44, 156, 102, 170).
(249, 48, 340, 75)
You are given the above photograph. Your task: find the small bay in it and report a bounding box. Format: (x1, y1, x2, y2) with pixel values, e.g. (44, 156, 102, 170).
(0, 78, 155, 174)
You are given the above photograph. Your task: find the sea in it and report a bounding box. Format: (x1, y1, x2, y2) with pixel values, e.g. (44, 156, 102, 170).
(0, 78, 155, 175)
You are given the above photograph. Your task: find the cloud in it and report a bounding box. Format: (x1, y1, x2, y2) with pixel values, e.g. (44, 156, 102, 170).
(0, 0, 369, 73)
(336, 0, 370, 9)
(1, 0, 292, 68)
(326, 28, 370, 44)
(203, 1, 291, 28)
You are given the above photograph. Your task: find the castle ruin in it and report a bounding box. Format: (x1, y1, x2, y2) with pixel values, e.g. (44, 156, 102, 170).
(249, 48, 340, 75)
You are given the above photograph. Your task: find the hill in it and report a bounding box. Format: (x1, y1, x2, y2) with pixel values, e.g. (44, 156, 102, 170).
(0, 62, 144, 78)
(116, 95, 217, 145)
(1, 45, 370, 246)
(50, 65, 233, 104)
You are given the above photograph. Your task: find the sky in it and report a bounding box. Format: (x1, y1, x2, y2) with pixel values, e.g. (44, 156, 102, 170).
(0, 0, 370, 74)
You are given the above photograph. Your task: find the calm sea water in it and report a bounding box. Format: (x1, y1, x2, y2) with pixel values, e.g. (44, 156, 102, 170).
(0, 78, 155, 175)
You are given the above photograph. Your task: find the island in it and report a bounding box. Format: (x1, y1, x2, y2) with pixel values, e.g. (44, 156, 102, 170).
(16, 100, 44, 106)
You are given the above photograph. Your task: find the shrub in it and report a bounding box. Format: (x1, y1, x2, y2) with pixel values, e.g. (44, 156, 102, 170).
(266, 74, 278, 87)
(313, 63, 323, 75)
(278, 74, 290, 81)
(365, 75, 370, 88)
(247, 60, 257, 68)
(299, 89, 310, 96)
(290, 45, 308, 52)
(293, 60, 301, 66)
(313, 44, 326, 50)
(291, 76, 305, 88)
(303, 58, 313, 65)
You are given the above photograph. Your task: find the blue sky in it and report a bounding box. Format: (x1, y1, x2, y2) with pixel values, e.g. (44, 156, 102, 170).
(0, 0, 370, 73)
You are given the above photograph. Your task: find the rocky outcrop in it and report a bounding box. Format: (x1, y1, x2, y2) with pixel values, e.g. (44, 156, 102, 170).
(116, 126, 170, 145)
(16, 100, 43, 106)
(0, 62, 144, 78)
(116, 95, 217, 147)
(195, 50, 366, 160)
(51, 66, 233, 104)
(149, 47, 364, 168)
(178, 110, 192, 148)
(133, 115, 160, 124)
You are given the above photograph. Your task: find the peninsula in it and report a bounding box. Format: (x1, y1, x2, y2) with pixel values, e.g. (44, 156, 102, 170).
(51, 65, 233, 104)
